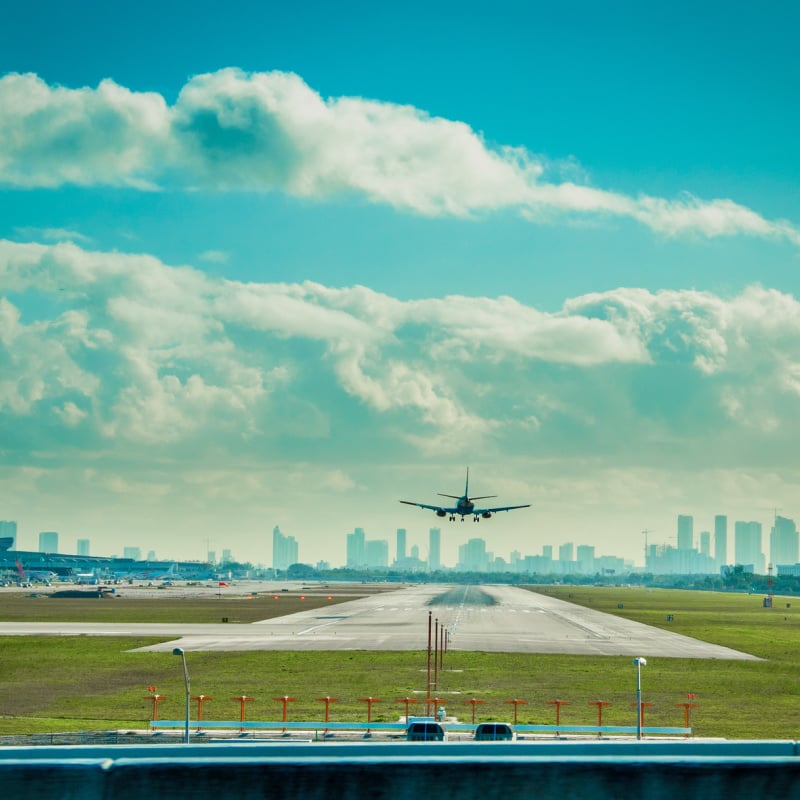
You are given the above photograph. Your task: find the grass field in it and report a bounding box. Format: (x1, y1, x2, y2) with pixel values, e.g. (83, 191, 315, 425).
(0, 584, 797, 739)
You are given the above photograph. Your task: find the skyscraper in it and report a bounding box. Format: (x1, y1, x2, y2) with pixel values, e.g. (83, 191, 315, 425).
(734, 521, 764, 573)
(714, 515, 728, 567)
(273, 525, 299, 570)
(76, 538, 90, 556)
(699, 531, 711, 557)
(428, 527, 441, 571)
(396, 528, 407, 563)
(0, 520, 17, 550)
(558, 542, 574, 562)
(677, 515, 693, 550)
(346, 527, 366, 568)
(770, 516, 798, 566)
(38, 531, 58, 553)
(365, 539, 389, 568)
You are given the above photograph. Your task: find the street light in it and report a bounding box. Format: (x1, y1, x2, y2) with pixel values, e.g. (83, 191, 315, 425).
(633, 657, 647, 740)
(172, 647, 190, 744)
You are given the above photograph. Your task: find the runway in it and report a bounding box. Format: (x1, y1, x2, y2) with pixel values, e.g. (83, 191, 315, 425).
(0, 584, 759, 659)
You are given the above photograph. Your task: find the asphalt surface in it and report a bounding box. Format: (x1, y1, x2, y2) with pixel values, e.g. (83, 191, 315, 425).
(0, 584, 760, 660)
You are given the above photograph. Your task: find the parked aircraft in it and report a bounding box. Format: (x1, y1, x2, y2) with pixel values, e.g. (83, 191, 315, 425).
(400, 469, 530, 522)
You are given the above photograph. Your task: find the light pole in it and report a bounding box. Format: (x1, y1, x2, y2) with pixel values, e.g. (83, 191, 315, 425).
(173, 647, 190, 744)
(633, 657, 647, 740)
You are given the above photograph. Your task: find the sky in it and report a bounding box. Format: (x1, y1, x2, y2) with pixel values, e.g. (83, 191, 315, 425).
(1, 1, 799, 568)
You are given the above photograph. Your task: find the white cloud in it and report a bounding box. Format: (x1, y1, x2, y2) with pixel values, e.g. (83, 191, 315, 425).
(3, 239, 800, 466)
(0, 70, 798, 245)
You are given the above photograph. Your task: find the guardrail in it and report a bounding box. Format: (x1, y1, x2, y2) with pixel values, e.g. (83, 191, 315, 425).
(149, 720, 691, 737)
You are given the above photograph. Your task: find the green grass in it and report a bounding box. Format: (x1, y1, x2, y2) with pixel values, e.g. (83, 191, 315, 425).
(0, 585, 797, 739)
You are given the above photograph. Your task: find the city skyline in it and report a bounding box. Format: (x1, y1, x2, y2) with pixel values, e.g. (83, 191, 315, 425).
(2, 3, 799, 566)
(6, 510, 798, 576)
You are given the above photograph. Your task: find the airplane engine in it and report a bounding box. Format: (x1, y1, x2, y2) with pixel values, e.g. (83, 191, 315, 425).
(481, 512, 492, 519)
(436, 509, 447, 517)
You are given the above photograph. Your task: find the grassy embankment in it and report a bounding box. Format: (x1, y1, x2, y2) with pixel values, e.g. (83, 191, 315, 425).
(0, 585, 797, 738)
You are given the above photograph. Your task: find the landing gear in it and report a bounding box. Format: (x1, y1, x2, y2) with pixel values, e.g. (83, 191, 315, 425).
(473, 515, 480, 522)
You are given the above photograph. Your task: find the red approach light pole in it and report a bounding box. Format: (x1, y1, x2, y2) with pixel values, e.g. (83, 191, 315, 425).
(504, 699, 527, 725)
(547, 700, 571, 736)
(426, 611, 432, 716)
(434, 618, 439, 691)
(466, 698, 485, 725)
(588, 701, 612, 737)
(396, 697, 418, 722)
(274, 695, 297, 732)
(191, 694, 212, 731)
(145, 687, 166, 721)
(231, 695, 253, 732)
(676, 693, 698, 737)
(359, 696, 381, 732)
(317, 696, 338, 734)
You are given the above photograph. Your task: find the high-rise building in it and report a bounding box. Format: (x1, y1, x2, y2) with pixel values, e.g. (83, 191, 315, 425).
(221, 549, 232, 564)
(734, 521, 765, 573)
(428, 527, 441, 571)
(365, 539, 389, 568)
(38, 531, 58, 553)
(770, 516, 798, 566)
(699, 531, 711, 557)
(576, 545, 595, 574)
(147, 550, 156, 561)
(558, 542, 574, 562)
(76, 539, 90, 557)
(458, 538, 489, 571)
(677, 515, 693, 550)
(0, 520, 17, 550)
(346, 527, 366, 568)
(396, 528, 407, 563)
(714, 515, 728, 567)
(542, 545, 553, 560)
(123, 546, 142, 560)
(410, 544, 420, 560)
(273, 526, 299, 570)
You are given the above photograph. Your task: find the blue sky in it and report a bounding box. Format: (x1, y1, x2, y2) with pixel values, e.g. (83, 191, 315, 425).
(1, 1, 798, 567)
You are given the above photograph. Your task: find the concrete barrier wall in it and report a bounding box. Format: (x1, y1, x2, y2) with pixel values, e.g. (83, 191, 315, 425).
(3, 742, 800, 800)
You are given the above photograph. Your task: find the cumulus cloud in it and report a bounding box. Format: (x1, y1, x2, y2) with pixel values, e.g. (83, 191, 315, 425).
(3, 240, 800, 467)
(0, 69, 798, 244)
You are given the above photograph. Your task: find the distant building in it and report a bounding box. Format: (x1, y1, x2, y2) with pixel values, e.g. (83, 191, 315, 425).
(576, 545, 595, 573)
(428, 528, 441, 571)
(715, 515, 728, 568)
(38, 531, 58, 553)
(0, 520, 17, 550)
(364, 539, 389, 569)
(208, 550, 217, 564)
(558, 542, 574, 563)
(457, 538, 490, 571)
(346, 527, 366, 568)
(123, 546, 142, 560)
(221, 549, 232, 564)
(699, 531, 711, 557)
(770, 516, 798, 567)
(410, 544, 420, 560)
(76, 539, 90, 557)
(735, 521, 765, 574)
(396, 528, 407, 563)
(677, 515, 693, 550)
(147, 550, 156, 561)
(273, 526, 299, 570)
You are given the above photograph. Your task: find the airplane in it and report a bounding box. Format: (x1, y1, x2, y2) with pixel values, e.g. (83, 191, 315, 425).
(400, 469, 530, 522)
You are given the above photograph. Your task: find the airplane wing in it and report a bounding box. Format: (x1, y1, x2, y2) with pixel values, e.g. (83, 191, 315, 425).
(400, 500, 456, 514)
(473, 504, 531, 514)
